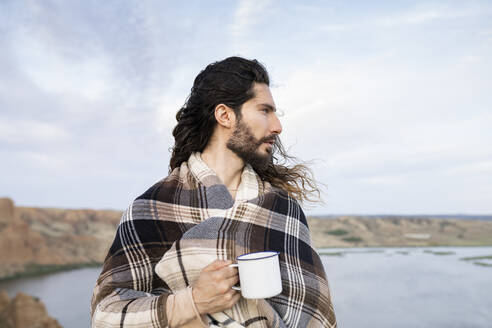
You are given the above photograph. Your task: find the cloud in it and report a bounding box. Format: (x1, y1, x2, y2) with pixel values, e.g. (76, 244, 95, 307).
(0, 119, 68, 145)
(1, 0, 491, 213)
(315, 2, 490, 36)
(11, 30, 114, 101)
(154, 65, 197, 135)
(441, 161, 492, 176)
(271, 41, 491, 214)
(229, 0, 274, 38)
(376, 7, 473, 26)
(356, 175, 408, 186)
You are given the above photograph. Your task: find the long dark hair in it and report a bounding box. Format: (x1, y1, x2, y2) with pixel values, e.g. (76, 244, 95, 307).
(170, 56, 320, 203)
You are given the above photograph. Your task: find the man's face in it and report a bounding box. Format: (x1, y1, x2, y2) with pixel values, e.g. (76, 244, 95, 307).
(226, 83, 283, 169)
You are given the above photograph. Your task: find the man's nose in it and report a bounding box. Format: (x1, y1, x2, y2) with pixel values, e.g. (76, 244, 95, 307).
(270, 113, 283, 135)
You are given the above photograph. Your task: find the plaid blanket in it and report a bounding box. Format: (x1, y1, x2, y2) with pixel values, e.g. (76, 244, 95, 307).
(91, 152, 337, 327)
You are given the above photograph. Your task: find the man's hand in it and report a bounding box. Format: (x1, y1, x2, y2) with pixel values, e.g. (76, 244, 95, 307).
(191, 259, 241, 315)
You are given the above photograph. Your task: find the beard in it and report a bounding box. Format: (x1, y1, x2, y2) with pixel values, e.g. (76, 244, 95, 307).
(226, 119, 275, 170)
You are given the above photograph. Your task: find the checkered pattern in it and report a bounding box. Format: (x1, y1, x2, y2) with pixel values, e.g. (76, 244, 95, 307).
(91, 152, 337, 327)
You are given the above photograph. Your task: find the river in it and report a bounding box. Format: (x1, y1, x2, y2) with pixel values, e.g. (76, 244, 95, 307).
(1, 246, 491, 327)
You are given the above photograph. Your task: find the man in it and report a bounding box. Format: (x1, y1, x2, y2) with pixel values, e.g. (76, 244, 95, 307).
(91, 57, 337, 327)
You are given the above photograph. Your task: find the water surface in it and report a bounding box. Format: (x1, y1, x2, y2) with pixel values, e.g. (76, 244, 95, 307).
(0, 267, 100, 327)
(321, 247, 492, 328)
(1, 247, 491, 327)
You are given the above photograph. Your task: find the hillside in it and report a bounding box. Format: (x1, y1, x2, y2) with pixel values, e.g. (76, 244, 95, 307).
(1, 197, 492, 280)
(308, 216, 492, 248)
(0, 198, 121, 280)
(0, 290, 61, 328)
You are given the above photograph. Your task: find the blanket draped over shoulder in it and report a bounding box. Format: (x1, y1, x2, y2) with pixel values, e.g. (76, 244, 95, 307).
(91, 152, 337, 327)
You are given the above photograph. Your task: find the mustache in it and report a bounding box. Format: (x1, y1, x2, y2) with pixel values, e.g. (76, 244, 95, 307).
(257, 135, 277, 145)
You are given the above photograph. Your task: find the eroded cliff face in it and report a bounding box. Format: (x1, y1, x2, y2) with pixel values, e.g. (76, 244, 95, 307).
(308, 215, 492, 248)
(1, 197, 492, 279)
(0, 198, 14, 226)
(0, 197, 121, 279)
(0, 290, 62, 328)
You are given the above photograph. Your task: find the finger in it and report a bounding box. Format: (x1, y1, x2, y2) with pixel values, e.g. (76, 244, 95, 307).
(217, 265, 238, 278)
(216, 276, 239, 294)
(232, 292, 241, 302)
(223, 275, 239, 288)
(203, 259, 233, 272)
(212, 268, 238, 283)
(221, 289, 237, 302)
(227, 292, 241, 308)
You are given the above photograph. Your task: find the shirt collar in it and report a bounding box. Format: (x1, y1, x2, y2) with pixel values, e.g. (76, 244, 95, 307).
(187, 152, 259, 203)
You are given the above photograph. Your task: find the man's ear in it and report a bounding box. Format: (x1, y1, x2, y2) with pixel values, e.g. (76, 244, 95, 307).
(214, 104, 236, 129)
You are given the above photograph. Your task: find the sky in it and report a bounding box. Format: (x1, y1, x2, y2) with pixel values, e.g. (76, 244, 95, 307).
(1, 0, 491, 215)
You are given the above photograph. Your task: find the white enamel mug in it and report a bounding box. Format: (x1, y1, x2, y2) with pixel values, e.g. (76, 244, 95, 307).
(228, 251, 282, 299)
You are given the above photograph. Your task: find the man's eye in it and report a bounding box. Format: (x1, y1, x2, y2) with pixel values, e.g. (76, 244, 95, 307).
(262, 108, 270, 113)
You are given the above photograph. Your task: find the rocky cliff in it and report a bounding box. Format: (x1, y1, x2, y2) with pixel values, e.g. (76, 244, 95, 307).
(1, 197, 492, 279)
(0, 290, 61, 328)
(0, 197, 121, 280)
(308, 215, 492, 248)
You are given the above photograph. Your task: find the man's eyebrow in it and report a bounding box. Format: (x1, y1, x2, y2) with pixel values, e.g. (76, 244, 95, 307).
(258, 103, 277, 112)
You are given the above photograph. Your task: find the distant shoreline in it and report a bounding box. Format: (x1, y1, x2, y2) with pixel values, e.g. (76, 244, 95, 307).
(316, 244, 492, 249)
(3, 245, 492, 283)
(2, 197, 492, 281)
(309, 215, 492, 221)
(307, 216, 492, 248)
(0, 262, 102, 283)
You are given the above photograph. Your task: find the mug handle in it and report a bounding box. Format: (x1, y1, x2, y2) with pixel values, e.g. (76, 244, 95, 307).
(228, 263, 241, 291)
